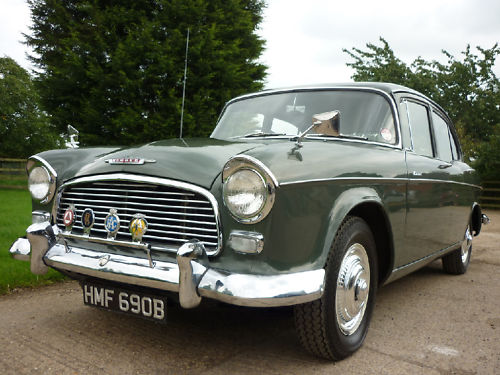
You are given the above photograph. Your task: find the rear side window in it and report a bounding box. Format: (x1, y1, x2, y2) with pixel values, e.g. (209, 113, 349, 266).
(406, 101, 433, 157)
(449, 131, 459, 160)
(431, 112, 453, 162)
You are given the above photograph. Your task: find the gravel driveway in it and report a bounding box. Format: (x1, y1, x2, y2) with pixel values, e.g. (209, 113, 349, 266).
(1, 210, 499, 374)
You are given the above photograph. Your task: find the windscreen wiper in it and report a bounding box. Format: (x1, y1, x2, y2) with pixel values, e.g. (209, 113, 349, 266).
(238, 132, 290, 138)
(306, 133, 368, 141)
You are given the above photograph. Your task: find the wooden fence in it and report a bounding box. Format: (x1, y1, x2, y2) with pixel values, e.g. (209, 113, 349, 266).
(481, 181, 500, 210)
(0, 158, 27, 189)
(0, 158, 25, 174)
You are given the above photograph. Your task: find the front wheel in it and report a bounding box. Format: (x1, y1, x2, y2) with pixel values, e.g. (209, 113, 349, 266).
(294, 216, 378, 360)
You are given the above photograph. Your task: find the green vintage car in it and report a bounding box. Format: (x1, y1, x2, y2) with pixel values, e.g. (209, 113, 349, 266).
(9, 82, 489, 360)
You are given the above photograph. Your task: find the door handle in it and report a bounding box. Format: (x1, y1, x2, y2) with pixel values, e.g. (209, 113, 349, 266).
(438, 163, 452, 169)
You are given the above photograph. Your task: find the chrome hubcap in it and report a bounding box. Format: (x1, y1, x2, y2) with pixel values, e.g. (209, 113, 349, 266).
(461, 225, 472, 264)
(335, 243, 370, 336)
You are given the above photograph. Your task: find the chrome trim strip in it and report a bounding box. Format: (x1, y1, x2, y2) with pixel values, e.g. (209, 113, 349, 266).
(223, 154, 279, 187)
(392, 241, 461, 273)
(219, 86, 403, 150)
(56, 173, 223, 256)
(301, 134, 401, 149)
(410, 179, 482, 190)
(27, 155, 58, 178)
(280, 176, 482, 190)
(384, 242, 462, 285)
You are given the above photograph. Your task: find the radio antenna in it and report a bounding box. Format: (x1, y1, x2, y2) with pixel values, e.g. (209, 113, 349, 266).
(179, 28, 190, 138)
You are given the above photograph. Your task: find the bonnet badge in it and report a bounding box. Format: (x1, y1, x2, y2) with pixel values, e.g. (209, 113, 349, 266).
(105, 158, 156, 165)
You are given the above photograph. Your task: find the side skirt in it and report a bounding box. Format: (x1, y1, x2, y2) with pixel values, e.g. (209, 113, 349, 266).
(384, 242, 461, 285)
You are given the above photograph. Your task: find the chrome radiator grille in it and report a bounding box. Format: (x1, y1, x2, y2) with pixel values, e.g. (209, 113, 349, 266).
(56, 178, 220, 253)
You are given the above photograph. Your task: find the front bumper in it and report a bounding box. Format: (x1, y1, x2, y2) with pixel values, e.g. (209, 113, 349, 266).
(9, 222, 325, 308)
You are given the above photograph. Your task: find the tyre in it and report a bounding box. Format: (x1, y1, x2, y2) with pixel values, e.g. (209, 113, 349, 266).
(294, 216, 378, 360)
(442, 223, 472, 275)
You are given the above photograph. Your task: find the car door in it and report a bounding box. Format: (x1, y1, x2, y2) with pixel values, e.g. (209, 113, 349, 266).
(401, 98, 464, 264)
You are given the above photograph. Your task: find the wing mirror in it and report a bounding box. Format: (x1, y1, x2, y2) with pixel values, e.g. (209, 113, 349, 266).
(295, 110, 340, 147)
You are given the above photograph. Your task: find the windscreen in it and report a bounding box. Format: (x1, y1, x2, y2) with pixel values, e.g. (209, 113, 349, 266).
(211, 90, 397, 144)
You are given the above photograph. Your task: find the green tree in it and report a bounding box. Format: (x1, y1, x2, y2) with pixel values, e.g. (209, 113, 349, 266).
(0, 57, 58, 158)
(25, 0, 267, 146)
(344, 38, 500, 180)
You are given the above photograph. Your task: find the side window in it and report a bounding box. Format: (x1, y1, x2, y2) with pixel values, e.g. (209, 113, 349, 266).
(431, 112, 453, 162)
(406, 101, 433, 157)
(398, 101, 412, 149)
(449, 130, 459, 160)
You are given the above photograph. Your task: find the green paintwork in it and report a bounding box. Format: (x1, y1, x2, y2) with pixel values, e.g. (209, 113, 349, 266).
(37, 139, 261, 190)
(29, 83, 483, 286)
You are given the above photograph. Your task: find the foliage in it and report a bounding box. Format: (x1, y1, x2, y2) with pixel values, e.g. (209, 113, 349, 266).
(25, 0, 267, 146)
(0, 57, 59, 158)
(344, 38, 500, 180)
(0, 189, 65, 295)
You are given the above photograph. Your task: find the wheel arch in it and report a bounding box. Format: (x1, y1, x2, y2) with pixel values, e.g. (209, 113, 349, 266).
(471, 202, 483, 236)
(323, 187, 394, 285)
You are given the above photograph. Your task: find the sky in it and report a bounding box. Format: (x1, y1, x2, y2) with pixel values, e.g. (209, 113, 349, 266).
(1, 0, 499, 89)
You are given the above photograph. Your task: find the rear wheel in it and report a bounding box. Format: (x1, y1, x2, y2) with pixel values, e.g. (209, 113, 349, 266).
(294, 216, 378, 360)
(442, 223, 472, 275)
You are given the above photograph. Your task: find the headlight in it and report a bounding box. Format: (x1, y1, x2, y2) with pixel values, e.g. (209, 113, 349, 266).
(28, 167, 51, 200)
(222, 156, 277, 223)
(27, 157, 57, 204)
(224, 169, 267, 218)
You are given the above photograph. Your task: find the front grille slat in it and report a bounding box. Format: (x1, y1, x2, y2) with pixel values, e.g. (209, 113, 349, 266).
(57, 211, 216, 227)
(60, 197, 213, 211)
(56, 179, 220, 252)
(64, 191, 210, 205)
(59, 201, 216, 218)
(71, 187, 196, 197)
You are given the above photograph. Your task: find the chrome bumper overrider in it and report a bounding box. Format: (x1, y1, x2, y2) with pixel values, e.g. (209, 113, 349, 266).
(9, 222, 325, 308)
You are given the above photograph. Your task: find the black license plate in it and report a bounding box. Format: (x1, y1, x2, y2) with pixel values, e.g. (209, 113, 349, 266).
(82, 282, 167, 323)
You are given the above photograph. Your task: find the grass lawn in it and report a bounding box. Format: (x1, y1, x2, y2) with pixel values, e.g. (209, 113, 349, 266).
(0, 175, 27, 188)
(0, 189, 65, 295)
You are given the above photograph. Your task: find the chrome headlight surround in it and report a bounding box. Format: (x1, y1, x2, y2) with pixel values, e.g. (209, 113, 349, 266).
(27, 156, 57, 204)
(222, 155, 278, 224)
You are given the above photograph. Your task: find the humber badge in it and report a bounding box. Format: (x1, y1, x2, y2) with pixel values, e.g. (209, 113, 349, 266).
(104, 208, 120, 239)
(130, 214, 148, 242)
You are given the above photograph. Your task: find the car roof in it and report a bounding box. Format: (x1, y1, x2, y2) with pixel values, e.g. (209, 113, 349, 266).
(237, 82, 422, 97)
